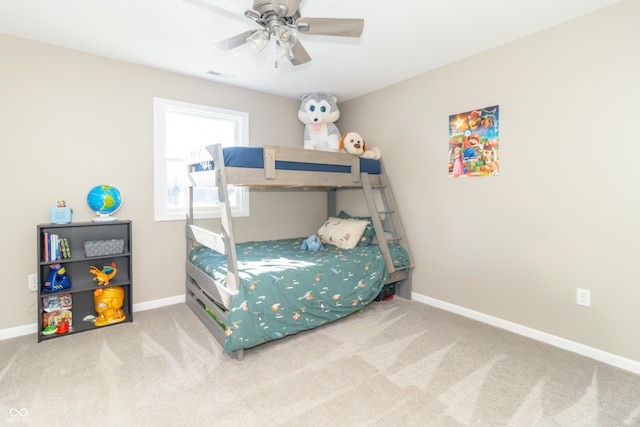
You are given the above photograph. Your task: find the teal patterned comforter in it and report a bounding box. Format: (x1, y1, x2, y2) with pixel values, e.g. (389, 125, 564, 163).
(189, 237, 411, 353)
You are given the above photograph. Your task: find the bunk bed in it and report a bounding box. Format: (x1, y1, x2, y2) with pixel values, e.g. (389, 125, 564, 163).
(185, 144, 414, 360)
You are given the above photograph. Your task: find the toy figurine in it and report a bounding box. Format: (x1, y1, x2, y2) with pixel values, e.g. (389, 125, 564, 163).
(89, 262, 117, 285)
(56, 319, 70, 334)
(44, 264, 72, 292)
(94, 286, 126, 327)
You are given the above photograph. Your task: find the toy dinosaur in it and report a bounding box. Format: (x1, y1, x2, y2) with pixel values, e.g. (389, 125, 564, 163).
(89, 262, 118, 286)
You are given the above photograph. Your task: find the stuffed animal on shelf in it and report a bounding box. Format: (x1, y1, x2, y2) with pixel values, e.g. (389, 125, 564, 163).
(300, 234, 324, 252)
(339, 132, 381, 160)
(298, 92, 341, 151)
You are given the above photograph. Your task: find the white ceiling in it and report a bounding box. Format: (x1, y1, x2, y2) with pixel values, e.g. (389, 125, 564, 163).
(0, 0, 624, 101)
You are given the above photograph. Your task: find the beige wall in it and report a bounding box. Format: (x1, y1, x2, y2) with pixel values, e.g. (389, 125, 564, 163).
(0, 34, 327, 332)
(339, 0, 640, 362)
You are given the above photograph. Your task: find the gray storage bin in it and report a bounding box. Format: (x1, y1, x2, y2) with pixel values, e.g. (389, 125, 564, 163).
(83, 239, 125, 257)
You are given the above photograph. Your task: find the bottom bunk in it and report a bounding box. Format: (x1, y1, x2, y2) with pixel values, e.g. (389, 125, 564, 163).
(185, 236, 412, 360)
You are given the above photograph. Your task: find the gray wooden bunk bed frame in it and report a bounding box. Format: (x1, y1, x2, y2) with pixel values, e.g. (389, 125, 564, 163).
(185, 144, 414, 360)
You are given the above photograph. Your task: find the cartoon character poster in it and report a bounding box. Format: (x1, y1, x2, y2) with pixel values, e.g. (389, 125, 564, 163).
(449, 105, 499, 177)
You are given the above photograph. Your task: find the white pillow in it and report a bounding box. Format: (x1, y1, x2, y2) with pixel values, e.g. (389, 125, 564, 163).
(317, 217, 369, 249)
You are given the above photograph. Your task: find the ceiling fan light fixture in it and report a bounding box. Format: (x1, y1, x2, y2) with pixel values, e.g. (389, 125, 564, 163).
(274, 25, 297, 48)
(275, 42, 294, 60)
(247, 30, 270, 52)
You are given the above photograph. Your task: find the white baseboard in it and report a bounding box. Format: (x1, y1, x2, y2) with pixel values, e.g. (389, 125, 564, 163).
(412, 292, 640, 376)
(0, 294, 186, 341)
(132, 294, 185, 312)
(0, 323, 38, 340)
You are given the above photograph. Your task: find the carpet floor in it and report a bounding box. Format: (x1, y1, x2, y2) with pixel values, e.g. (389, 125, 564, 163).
(2, 297, 640, 426)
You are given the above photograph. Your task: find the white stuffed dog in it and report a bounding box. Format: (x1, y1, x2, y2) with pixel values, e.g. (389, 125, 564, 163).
(298, 92, 341, 151)
(339, 132, 381, 160)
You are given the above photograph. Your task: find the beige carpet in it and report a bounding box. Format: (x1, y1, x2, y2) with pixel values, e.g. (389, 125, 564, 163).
(2, 297, 640, 426)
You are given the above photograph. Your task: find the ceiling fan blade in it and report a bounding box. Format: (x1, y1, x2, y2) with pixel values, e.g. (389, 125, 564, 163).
(272, 0, 301, 17)
(290, 40, 312, 66)
(212, 29, 257, 50)
(296, 18, 364, 38)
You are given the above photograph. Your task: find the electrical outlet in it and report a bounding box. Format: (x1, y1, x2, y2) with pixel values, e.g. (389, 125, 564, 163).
(28, 274, 38, 292)
(576, 288, 591, 307)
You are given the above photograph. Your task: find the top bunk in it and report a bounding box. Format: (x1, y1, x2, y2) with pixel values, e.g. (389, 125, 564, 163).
(188, 144, 383, 188)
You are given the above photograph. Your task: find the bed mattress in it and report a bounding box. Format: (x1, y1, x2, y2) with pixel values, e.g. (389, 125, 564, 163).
(192, 146, 381, 175)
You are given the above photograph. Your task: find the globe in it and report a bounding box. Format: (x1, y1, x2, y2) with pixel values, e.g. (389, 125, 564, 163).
(87, 185, 123, 222)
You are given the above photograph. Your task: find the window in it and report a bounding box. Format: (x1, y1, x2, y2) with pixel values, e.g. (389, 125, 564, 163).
(153, 98, 249, 221)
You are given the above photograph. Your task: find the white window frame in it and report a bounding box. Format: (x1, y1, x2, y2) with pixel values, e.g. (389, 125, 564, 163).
(153, 97, 249, 221)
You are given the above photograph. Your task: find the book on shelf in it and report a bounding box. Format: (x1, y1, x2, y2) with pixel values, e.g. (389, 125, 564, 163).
(44, 232, 49, 261)
(52, 234, 58, 260)
(43, 233, 72, 261)
(60, 238, 71, 259)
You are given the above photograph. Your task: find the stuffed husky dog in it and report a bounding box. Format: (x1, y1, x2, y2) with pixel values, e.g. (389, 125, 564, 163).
(298, 92, 341, 151)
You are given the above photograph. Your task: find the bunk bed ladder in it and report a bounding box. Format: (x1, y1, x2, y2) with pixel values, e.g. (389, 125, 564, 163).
(203, 145, 241, 294)
(211, 145, 245, 361)
(187, 145, 244, 361)
(361, 173, 414, 275)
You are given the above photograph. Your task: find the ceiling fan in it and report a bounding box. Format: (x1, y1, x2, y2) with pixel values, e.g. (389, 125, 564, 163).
(197, 0, 364, 66)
